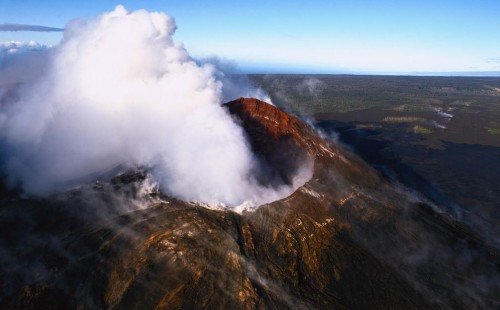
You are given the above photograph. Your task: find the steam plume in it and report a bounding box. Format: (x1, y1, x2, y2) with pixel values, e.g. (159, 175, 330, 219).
(0, 6, 311, 208)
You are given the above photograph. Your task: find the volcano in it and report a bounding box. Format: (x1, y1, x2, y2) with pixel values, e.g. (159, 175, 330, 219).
(0, 98, 498, 309)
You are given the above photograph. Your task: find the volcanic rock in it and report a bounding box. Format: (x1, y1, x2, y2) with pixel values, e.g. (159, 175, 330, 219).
(0, 98, 498, 309)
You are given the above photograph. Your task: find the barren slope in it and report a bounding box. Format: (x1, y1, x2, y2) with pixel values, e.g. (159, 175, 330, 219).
(0, 98, 498, 309)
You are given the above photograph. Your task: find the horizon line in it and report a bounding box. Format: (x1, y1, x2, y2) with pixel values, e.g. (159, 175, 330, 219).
(238, 70, 500, 78)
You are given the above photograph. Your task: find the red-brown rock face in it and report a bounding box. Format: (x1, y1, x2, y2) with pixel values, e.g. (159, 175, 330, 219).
(225, 97, 339, 157)
(226, 98, 313, 145)
(225, 97, 381, 188)
(225, 98, 317, 186)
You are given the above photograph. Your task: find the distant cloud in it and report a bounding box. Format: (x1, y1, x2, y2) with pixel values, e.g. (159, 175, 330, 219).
(0, 41, 48, 56)
(486, 58, 500, 63)
(484, 58, 500, 70)
(0, 23, 63, 32)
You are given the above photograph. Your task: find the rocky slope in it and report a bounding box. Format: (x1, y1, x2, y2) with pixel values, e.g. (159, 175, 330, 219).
(0, 98, 498, 309)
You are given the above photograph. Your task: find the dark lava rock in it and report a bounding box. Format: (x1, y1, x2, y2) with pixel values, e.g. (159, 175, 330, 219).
(0, 98, 498, 309)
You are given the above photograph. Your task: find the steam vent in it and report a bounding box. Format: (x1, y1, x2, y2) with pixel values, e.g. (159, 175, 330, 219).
(0, 98, 498, 309)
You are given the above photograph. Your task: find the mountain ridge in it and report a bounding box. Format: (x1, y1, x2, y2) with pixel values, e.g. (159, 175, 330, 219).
(0, 98, 498, 309)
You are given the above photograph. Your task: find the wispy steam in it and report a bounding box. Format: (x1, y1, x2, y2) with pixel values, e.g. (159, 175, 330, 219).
(0, 6, 311, 208)
(0, 23, 64, 32)
(296, 77, 326, 98)
(433, 107, 453, 119)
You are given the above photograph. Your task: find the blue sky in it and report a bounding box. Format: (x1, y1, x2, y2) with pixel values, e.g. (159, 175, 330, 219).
(1, 0, 499, 74)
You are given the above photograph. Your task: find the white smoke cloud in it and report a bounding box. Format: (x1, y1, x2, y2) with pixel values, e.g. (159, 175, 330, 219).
(197, 57, 273, 104)
(0, 6, 311, 208)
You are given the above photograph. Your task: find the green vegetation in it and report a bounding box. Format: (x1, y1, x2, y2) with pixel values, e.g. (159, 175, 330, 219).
(250, 74, 500, 117)
(487, 127, 500, 135)
(392, 104, 434, 112)
(487, 121, 500, 135)
(413, 125, 432, 134)
(249, 74, 500, 147)
(383, 116, 425, 123)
